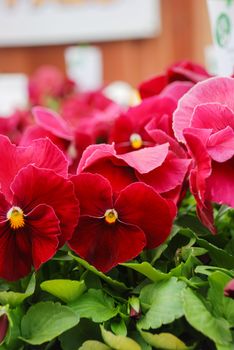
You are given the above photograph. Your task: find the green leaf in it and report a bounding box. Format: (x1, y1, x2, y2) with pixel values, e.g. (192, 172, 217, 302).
(100, 325, 141, 350)
(79, 340, 111, 350)
(195, 266, 234, 277)
(121, 262, 169, 282)
(70, 289, 118, 322)
(140, 330, 188, 349)
(20, 301, 79, 345)
(0, 274, 35, 307)
(176, 214, 211, 235)
(183, 288, 232, 346)
(196, 238, 234, 269)
(111, 319, 127, 336)
(70, 254, 128, 291)
(208, 271, 234, 326)
(40, 279, 86, 303)
(138, 277, 186, 329)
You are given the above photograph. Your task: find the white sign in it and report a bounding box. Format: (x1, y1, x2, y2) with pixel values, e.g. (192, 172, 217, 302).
(65, 46, 103, 91)
(0, 74, 28, 115)
(0, 0, 161, 46)
(207, 0, 234, 75)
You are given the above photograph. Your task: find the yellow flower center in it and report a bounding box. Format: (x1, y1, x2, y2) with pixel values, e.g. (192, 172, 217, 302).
(7, 206, 25, 230)
(129, 133, 143, 149)
(104, 209, 118, 224)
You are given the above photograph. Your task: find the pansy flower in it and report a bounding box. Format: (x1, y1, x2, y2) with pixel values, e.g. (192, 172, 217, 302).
(173, 77, 234, 232)
(0, 164, 79, 281)
(139, 60, 211, 99)
(77, 143, 190, 203)
(68, 173, 175, 272)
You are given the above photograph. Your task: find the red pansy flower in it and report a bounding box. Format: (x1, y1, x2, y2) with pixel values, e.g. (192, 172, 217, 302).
(0, 164, 79, 281)
(173, 77, 234, 232)
(68, 173, 175, 272)
(139, 61, 210, 99)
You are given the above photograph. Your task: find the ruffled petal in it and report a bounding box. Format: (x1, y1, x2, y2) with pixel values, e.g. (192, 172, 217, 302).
(118, 143, 169, 174)
(173, 77, 234, 142)
(191, 103, 234, 131)
(32, 106, 73, 140)
(136, 153, 191, 193)
(206, 158, 234, 208)
(207, 127, 234, 162)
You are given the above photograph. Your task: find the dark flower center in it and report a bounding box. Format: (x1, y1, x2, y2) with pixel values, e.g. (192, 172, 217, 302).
(104, 208, 118, 224)
(7, 206, 25, 230)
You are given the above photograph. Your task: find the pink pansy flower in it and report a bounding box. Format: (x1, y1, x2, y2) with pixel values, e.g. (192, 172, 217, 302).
(139, 61, 211, 99)
(173, 77, 234, 231)
(68, 173, 176, 272)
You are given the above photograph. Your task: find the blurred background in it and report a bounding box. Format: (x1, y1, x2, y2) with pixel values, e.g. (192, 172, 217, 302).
(0, 0, 212, 87)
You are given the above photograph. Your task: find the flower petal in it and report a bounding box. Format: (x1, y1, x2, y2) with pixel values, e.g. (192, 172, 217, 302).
(118, 143, 169, 174)
(32, 106, 73, 140)
(0, 136, 69, 201)
(207, 127, 234, 162)
(191, 103, 234, 131)
(115, 182, 176, 249)
(206, 158, 234, 208)
(26, 204, 60, 270)
(136, 153, 191, 193)
(68, 216, 146, 272)
(173, 77, 234, 142)
(11, 165, 79, 246)
(0, 222, 32, 281)
(70, 173, 113, 217)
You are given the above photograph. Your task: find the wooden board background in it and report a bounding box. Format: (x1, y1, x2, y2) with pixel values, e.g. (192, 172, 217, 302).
(0, 0, 212, 87)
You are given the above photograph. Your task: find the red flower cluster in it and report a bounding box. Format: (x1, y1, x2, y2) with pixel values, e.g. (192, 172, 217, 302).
(0, 61, 233, 281)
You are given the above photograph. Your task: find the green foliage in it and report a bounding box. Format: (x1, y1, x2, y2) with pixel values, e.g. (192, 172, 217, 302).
(20, 301, 79, 345)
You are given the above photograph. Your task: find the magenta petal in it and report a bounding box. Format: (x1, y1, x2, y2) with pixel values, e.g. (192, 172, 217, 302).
(137, 154, 191, 193)
(173, 77, 234, 142)
(191, 103, 234, 131)
(224, 279, 234, 299)
(207, 127, 234, 162)
(206, 159, 234, 208)
(159, 81, 193, 103)
(183, 128, 212, 202)
(68, 216, 146, 272)
(26, 204, 60, 270)
(77, 143, 116, 174)
(71, 173, 113, 216)
(32, 106, 73, 140)
(118, 143, 169, 174)
(11, 165, 79, 246)
(115, 182, 176, 249)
